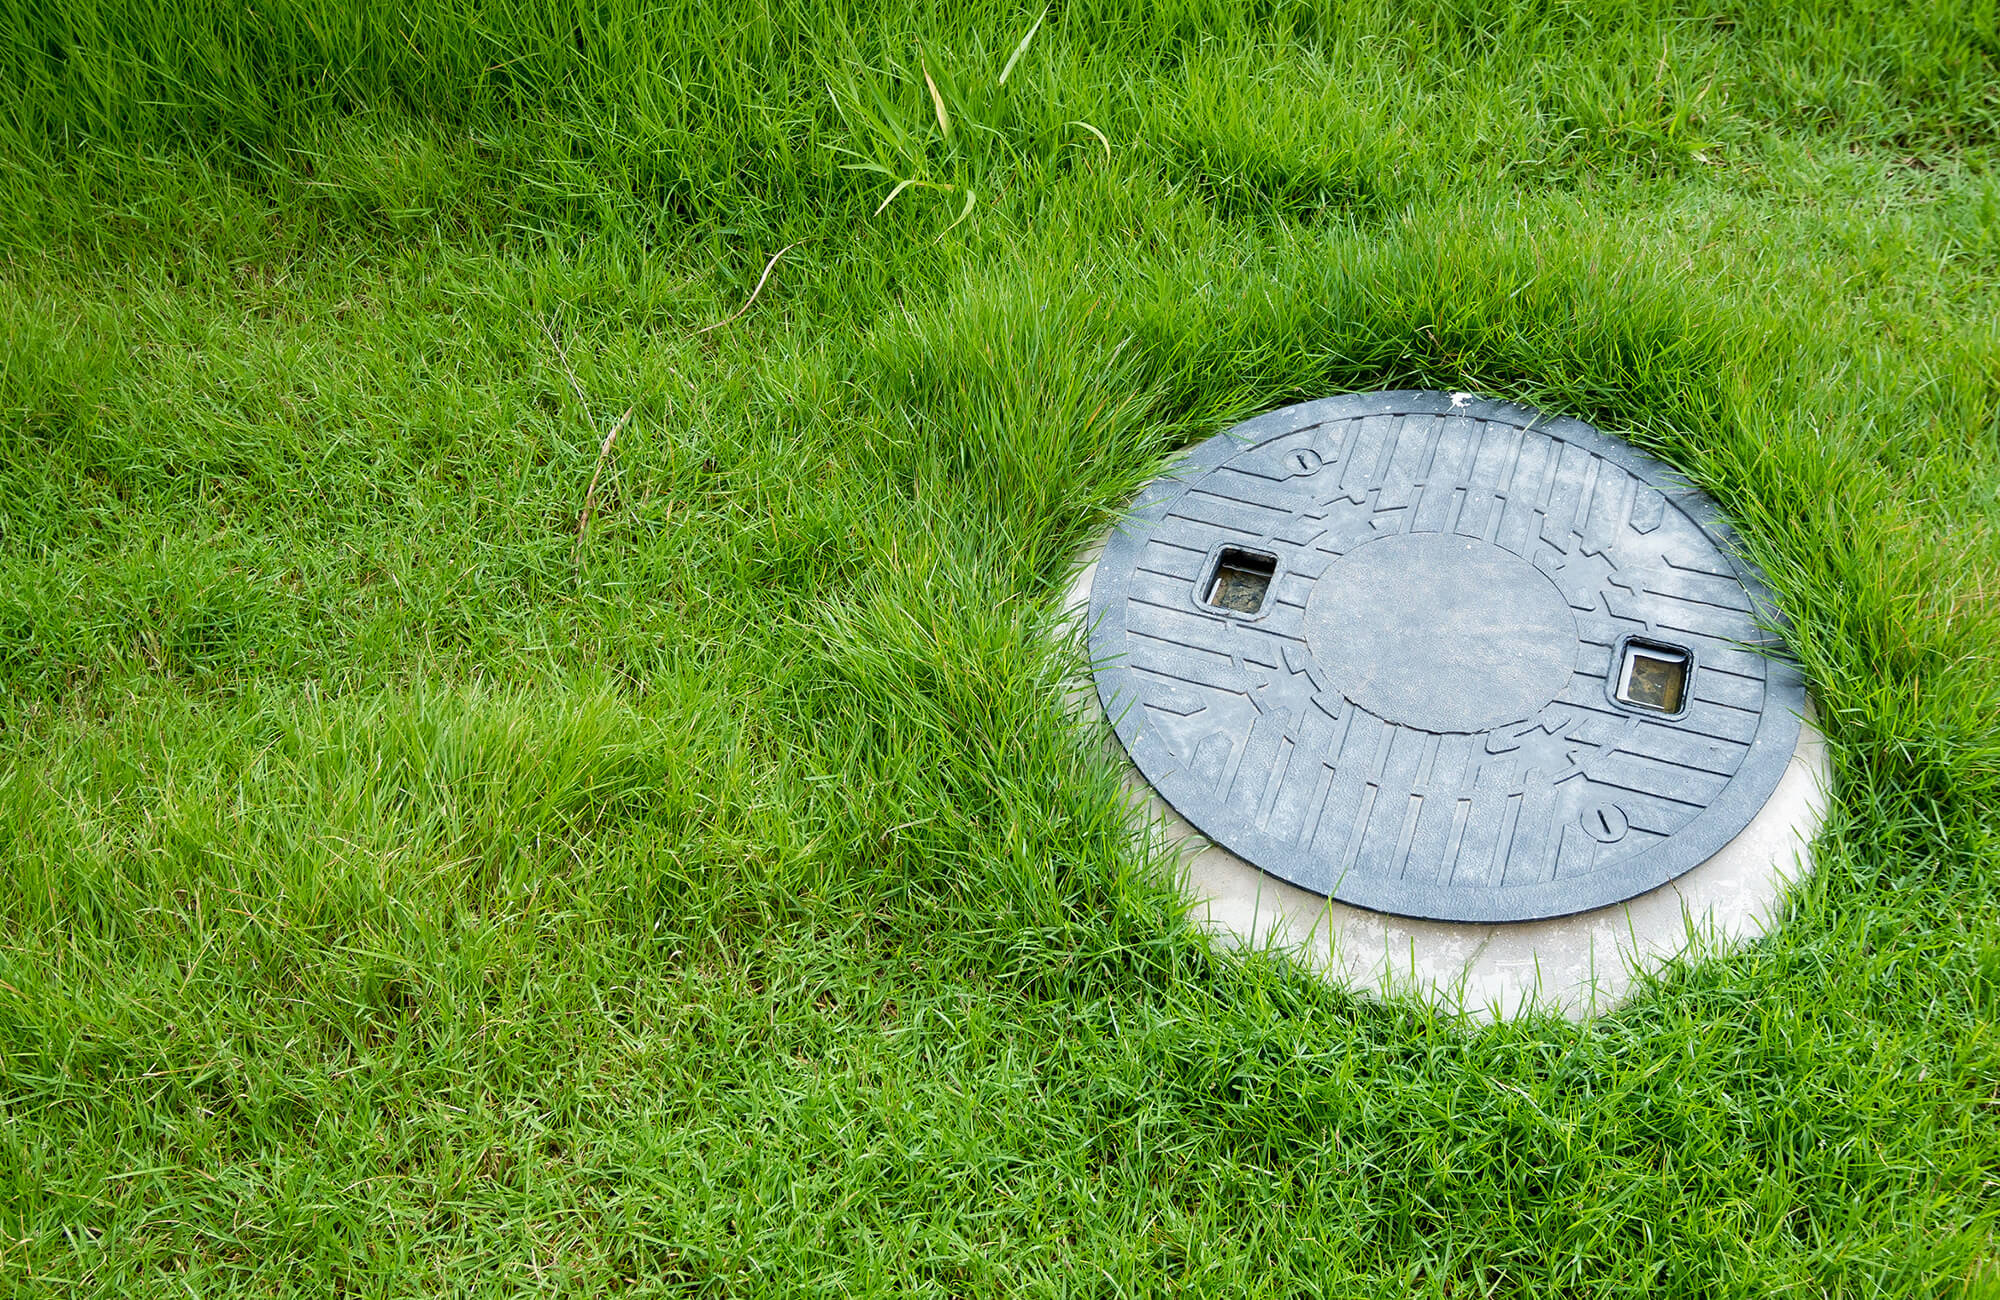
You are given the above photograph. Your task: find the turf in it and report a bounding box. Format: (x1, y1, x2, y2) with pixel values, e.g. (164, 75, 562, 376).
(2, 1, 1998, 1294)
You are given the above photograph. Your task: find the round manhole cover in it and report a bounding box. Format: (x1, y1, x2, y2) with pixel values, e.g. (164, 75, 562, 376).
(1088, 391, 1806, 922)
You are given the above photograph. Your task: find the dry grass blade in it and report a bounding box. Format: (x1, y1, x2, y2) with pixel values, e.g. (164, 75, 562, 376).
(695, 242, 800, 335)
(922, 58, 950, 138)
(875, 177, 918, 215)
(540, 316, 593, 416)
(938, 187, 977, 239)
(1070, 119, 1110, 160)
(575, 404, 634, 548)
(999, 7, 1047, 85)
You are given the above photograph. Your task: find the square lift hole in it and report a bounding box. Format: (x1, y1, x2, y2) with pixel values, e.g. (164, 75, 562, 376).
(1615, 640, 1691, 714)
(1204, 547, 1277, 615)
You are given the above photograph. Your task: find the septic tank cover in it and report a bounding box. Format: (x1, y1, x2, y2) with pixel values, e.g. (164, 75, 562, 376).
(1088, 391, 1805, 923)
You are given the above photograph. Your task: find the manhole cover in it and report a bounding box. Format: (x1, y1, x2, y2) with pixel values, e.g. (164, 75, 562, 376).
(1088, 391, 1806, 922)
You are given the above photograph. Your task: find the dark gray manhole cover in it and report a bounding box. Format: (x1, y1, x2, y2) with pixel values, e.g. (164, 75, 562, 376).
(1088, 391, 1806, 922)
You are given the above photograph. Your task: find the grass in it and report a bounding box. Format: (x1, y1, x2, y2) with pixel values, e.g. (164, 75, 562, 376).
(1, 0, 1998, 1293)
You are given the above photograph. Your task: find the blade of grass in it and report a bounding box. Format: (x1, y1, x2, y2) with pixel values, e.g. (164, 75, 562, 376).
(575, 405, 634, 553)
(922, 57, 950, 138)
(938, 187, 976, 239)
(875, 177, 918, 215)
(999, 8, 1048, 86)
(694, 243, 799, 335)
(1070, 119, 1110, 160)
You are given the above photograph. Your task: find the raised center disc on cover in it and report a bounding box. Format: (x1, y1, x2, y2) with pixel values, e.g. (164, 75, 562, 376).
(1306, 532, 1577, 734)
(1086, 391, 1807, 923)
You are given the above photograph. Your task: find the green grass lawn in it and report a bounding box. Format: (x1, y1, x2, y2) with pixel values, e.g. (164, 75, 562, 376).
(2, 1, 1998, 1293)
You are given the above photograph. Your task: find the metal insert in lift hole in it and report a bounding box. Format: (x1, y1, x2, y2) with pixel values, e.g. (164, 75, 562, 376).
(1615, 640, 1691, 715)
(1204, 547, 1277, 614)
